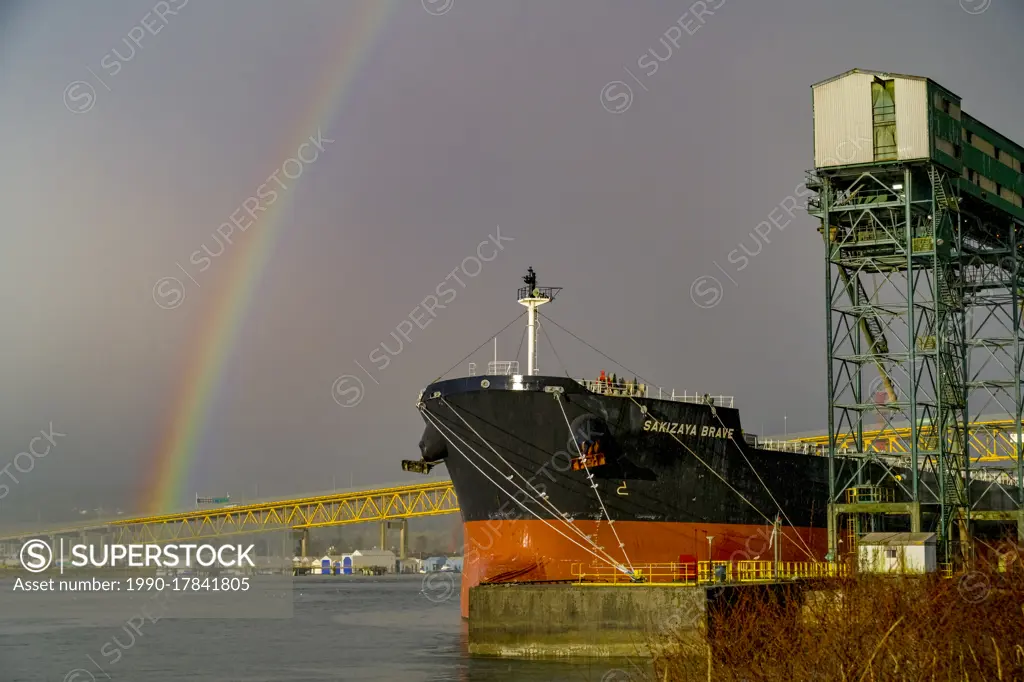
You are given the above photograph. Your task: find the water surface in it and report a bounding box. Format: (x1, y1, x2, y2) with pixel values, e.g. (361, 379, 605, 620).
(1, 574, 646, 681)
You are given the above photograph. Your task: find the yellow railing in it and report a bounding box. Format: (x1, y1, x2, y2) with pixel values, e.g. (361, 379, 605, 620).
(570, 560, 847, 585)
(845, 486, 895, 504)
(569, 562, 699, 584)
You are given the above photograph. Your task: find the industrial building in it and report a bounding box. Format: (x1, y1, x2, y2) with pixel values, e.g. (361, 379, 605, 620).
(347, 549, 397, 573)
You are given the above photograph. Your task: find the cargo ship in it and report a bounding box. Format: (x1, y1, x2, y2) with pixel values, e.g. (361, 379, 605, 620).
(404, 269, 1013, 617)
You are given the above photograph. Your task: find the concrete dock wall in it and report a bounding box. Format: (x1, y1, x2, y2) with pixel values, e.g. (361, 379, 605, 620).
(468, 583, 709, 658)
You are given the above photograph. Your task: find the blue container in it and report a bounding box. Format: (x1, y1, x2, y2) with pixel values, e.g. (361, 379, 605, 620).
(342, 556, 353, 575)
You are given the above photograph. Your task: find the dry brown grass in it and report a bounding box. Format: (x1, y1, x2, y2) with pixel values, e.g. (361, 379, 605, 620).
(653, 546, 1024, 682)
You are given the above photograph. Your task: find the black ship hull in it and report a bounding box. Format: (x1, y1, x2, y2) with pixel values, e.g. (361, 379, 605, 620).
(413, 375, 1013, 617)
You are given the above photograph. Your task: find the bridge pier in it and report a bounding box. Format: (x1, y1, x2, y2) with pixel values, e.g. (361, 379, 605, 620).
(378, 519, 408, 557)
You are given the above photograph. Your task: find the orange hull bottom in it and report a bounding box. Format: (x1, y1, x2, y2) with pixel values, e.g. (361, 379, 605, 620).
(460, 520, 828, 618)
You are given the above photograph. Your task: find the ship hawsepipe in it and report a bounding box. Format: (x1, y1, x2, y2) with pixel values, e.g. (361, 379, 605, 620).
(412, 374, 1012, 618)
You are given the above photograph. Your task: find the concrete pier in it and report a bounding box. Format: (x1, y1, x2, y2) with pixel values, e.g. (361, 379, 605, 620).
(468, 581, 820, 658)
(468, 583, 711, 658)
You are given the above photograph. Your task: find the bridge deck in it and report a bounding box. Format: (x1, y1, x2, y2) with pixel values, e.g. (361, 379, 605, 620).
(0, 480, 458, 544)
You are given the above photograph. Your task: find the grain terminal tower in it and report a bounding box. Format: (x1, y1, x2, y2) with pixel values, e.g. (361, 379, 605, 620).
(808, 69, 1024, 562)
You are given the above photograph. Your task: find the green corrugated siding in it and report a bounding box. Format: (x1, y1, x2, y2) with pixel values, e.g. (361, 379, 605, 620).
(963, 114, 1024, 160)
(927, 81, 963, 173)
(962, 145, 1024, 194)
(933, 149, 960, 173)
(957, 177, 1024, 221)
(955, 111, 1023, 219)
(932, 114, 962, 147)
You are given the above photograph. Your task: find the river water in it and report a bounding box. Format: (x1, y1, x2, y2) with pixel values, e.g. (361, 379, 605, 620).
(1, 574, 643, 681)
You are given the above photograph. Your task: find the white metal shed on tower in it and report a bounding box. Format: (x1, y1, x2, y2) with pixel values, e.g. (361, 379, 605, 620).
(811, 69, 960, 169)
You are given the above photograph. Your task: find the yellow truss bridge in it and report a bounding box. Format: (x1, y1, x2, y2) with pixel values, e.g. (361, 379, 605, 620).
(0, 481, 458, 546)
(782, 418, 1024, 464)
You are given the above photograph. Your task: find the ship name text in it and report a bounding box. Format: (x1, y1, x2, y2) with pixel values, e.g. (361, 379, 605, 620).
(642, 420, 734, 439)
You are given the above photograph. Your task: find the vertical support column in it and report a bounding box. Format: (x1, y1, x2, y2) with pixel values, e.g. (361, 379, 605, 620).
(823, 174, 838, 563)
(526, 302, 537, 375)
(1013, 226, 1024, 533)
(300, 528, 308, 558)
(379, 520, 387, 551)
(960, 189, 974, 564)
(905, 167, 920, 510)
(399, 519, 408, 560)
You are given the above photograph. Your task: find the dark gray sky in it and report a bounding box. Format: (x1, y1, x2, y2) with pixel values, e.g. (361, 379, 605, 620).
(1, 0, 1021, 522)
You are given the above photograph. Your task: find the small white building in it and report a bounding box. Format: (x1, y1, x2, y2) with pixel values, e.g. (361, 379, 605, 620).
(350, 549, 397, 572)
(858, 532, 937, 574)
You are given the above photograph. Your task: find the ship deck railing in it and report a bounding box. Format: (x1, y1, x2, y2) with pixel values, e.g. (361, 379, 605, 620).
(759, 440, 828, 456)
(467, 361, 521, 376)
(579, 380, 734, 408)
(570, 560, 848, 585)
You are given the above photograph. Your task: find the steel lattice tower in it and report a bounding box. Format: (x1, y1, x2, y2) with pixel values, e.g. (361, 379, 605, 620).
(808, 70, 1024, 567)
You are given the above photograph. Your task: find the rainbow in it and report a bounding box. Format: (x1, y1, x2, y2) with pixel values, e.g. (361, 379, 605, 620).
(142, 0, 398, 514)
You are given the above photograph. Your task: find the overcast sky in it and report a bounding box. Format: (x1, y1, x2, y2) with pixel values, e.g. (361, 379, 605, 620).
(1, 0, 1021, 523)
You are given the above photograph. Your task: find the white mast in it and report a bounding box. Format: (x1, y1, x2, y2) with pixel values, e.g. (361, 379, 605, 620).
(517, 267, 560, 376)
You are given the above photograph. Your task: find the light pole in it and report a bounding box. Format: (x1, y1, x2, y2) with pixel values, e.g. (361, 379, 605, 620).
(784, 415, 788, 440)
(706, 535, 716, 584)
